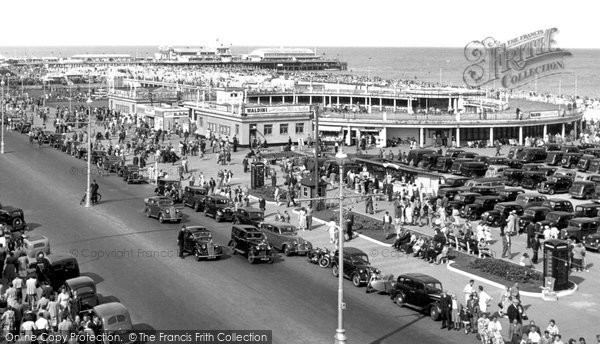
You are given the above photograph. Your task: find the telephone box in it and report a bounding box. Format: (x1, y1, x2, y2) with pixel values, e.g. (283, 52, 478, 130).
(251, 162, 265, 189)
(300, 177, 327, 211)
(543, 239, 570, 291)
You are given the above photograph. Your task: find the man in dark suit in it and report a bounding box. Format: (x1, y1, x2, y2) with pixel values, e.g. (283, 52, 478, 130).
(439, 290, 453, 330)
(346, 211, 355, 241)
(506, 298, 522, 324)
(178, 226, 187, 259)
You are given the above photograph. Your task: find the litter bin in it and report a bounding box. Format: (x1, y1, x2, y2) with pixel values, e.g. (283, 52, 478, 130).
(251, 162, 265, 189)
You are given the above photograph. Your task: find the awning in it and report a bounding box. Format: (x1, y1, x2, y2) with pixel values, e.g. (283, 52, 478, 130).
(318, 125, 342, 132)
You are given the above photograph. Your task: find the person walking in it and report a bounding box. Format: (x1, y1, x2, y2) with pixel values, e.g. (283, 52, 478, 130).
(306, 205, 313, 231)
(258, 196, 266, 212)
(328, 218, 338, 245)
(346, 210, 354, 241)
(502, 229, 512, 259)
(298, 208, 307, 231)
(177, 226, 187, 259)
(440, 290, 453, 330)
(365, 195, 374, 215)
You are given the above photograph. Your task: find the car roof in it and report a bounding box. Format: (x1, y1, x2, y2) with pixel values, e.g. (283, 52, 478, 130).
(501, 188, 524, 192)
(497, 202, 520, 207)
(0, 205, 21, 211)
(545, 198, 569, 203)
(65, 276, 95, 289)
(547, 211, 574, 216)
(93, 302, 130, 319)
(458, 192, 482, 196)
(344, 247, 367, 255)
(577, 203, 600, 208)
(233, 224, 260, 232)
(399, 273, 442, 284)
(477, 196, 500, 200)
(569, 217, 598, 223)
(526, 206, 550, 212)
(45, 253, 77, 264)
(186, 226, 208, 232)
(24, 235, 47, 242)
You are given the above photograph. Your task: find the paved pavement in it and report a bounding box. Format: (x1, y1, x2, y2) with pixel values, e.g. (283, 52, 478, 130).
(14, 108, 600, 342)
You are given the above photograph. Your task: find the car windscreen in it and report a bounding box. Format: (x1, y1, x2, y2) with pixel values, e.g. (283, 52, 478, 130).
(216, 199, 229, 205)
(193, 232, 211, 239)
(571, 185, 584, 193)
(352, 254, 369, 264)
(158, 200, 174, 207)
(546, 213, 562, 222)
(425, 282, 443, 293)
(249, 213, 264, 220)
(279, 226, 296, 234)
(524, 209, 537, 217)
(75, 286, 95, 296)
(247, 233, 264, 239)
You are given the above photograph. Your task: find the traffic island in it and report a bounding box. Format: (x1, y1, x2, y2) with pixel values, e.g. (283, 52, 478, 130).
(447, 252, 578, 298)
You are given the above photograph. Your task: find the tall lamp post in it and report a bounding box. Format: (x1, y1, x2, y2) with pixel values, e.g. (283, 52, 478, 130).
(85, 97, 93, 207)
(334, 145, 348, 344)
(1, 77, 5, 154)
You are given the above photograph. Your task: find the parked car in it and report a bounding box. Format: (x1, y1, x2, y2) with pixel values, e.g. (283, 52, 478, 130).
(541, 199, 574, 213)
(569, 181, 599, 199)
(535, 211, 576, 234)
(461, 196, 501, 220)
(503, 169, 524, 186)
(521, 171, 549, 190)
(543, 143, 562, 152)
(259, 221, 312, 256)
(518, 207, 551, 230)
(497, 188, 525, 202)
(434, 156, 454, 173)
(506, 159, 524, 169)
(406, 149, 436, 166)
(182, 186, 209, 212)
(464, 177, 506, 191)
(537, 175, 573, 195)
(82, 303, 133, 338)
(561, 152, 584, 169)
(561, 146, 580, 154)
(487, 157, 510, 166)
(233, 207, 265, 227)
(389, 273, 443, 321)
(583, 147, 600, 158)
(449, 158, 474, 175)
(204, 195, 234, 222)
(545, 151, 564, 166)
(517, 147, 547, 163)
(473, 155, 490, 165)
(455, 161, 487, 178)
(420, 153, 442, 170)
(182, 226, 223, 260)
(445, 149, 465, 158)
(64, 276, 99, 312)
(481, 202, 524, 227)
(0, 205, 28, 231)
(507, 146, 525, 159)
(154, 178, 182, 202)
(121, 165, 144, 184)
(485, 165, 509, 178)
(35, 253, 80, 291)
(469, 186, 498, 196)
(228, 225, 275, 264)
(437, 188, 461, 200)
(560, 218, 600, 241)
(331, 247, 378, 287)
(583, 232, 600, 251)
(23, 235, 51, 260)
(589, 158, 600, 174)
(143, 196, 182, 223)
(515, 193, 547, 209)
(574, 203, 600, 218)
(446, 193, 482, 215)
(584, 174, 600, 185)
(577, 154, 596, 172)
(457, 152, 479, 159)
(439, 176, 470, 189)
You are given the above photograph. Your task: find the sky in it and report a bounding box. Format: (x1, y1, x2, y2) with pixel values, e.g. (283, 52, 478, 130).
(0, 0, 596, 49)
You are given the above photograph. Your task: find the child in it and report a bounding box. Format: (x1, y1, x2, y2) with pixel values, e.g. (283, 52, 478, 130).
(452, 295, 460, 331)
(459, 304, 471, 334)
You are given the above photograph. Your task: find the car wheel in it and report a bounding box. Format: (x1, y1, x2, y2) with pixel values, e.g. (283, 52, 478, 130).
(158, 214, 165, 223)
(195, 250, 201, 262)
(352, 274, 362, 287)
(549, 188, 555, 195)
(233, 218, 239, 224)
(248, 255, 256, 264)
(469, 214, 477, 221)
(430, 305, 441, 321)
(145, 208, 151, 218)
(318, 257, 330, 268)
(194, 202, 200, 212)
(283, 245, 292, 257)
(332, 265, 339, 277)
(570, 164, 576, 169)
(492, 219, 499, 227)
(394, 293, 406, 307)
(12, 218, 23, 228)
(228, 241, 237, 255)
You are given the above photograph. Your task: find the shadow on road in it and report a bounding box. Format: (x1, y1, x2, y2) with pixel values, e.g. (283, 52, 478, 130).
(368, 314, 427, 344)
(98, 293, 121, 304)
(53, 227, 179, 247)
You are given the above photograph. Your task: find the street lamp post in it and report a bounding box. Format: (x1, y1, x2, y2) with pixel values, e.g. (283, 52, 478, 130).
(334, 145, 348, 344)
(1, 78, 5, 154)
(85, 98, 93, 207)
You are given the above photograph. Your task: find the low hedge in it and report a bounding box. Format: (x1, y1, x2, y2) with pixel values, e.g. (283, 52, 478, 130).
(247, 185, 288, 202)
(468, 258, 543, 284)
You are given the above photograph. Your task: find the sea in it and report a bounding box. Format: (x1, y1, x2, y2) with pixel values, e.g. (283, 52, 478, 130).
(1, 46, 599, 98)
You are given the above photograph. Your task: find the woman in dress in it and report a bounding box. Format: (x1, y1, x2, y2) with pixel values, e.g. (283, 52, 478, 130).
(487, 315, 504, 344)
(298, 208, 307, 231)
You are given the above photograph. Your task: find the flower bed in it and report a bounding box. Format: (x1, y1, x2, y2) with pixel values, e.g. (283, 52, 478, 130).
(312, 208, 394, 242)
(450, 253, 543, 292)
(247, 186, 288, 202)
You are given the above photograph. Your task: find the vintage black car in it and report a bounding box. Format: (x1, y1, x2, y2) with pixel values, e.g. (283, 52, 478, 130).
(456, 152, 479, 159)
(481, 202, 524, 227)
(90, 150, 107, 165)
(575, 203, 600, 218)
(390, 273, 443, 321)
(120, 165, 144, 184)
(562, 152, 584, 169)
(228, 225, 275, 264)
(103, 156, 121, 173)
(259, 221, 312, 256)
(577, 154, 596, 172)
(204, 195, 234, 222)
(182, 226, 223, 260)
(515, 193, 547, 209)
(16, 121, 32, 134)
(497, 188, 525, 202)
(589, 158, 600, 174)
(445, 149, 465, 158)
(233, 207, 265, 227)
(507, 146, 525, 159)
(473, 155, 490, 165)
(182, 186, 209, 212)
(545, 151, 564, 166)
(469, 186, 498, 196)
(506, 159, 524, 169)
(437, 187, 461, 201)
(446, 192, 482, 215)
(503, 169, 525, 186)
(144, 196, 182, 223)
(520, 171, 549, 190)
(461, 196, 501, 220)
(569, 181, 599, 199)
(535, 211, 576, 234)
(518, 207, 551, 230)
(560, 218, 600, 242)
(517, 147, 547, 163)
(455, 161, 487, 178)
(331, 247, 377, 288)
(0, 205, 28, 231)
(583, 232, 600, 251)
(434, 157, 455, 173)
(541, 199, 574, 213)
(154, 178, 182, 202)
(64, 276, 99, 313)
(420, 153, 442, 170)
(449, 158, 474, 175)
(35, 253, 80, 291)
(538, 176, 573, 195)
(583, 147, 600, 158)
(543, 143, 563, 152)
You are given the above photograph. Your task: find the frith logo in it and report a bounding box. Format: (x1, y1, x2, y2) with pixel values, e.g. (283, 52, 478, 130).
(463, 28, 572, 89)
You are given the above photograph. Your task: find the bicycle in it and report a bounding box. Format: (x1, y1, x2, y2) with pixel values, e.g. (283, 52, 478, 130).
(80, 193, 102, 205)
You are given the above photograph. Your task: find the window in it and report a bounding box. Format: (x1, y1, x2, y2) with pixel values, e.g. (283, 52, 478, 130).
(235, 124, 239, 135)
(264, 124, 273, 136)
(280, 124, 288, 135)
(198, 116, 203, 127)
(295, 123, 304, 134)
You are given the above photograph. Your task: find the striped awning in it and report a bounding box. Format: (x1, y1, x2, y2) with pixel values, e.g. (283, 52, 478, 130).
(319, 125, 342, 132)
